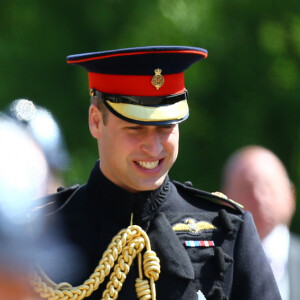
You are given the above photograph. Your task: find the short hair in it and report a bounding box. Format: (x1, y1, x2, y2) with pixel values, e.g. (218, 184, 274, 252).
(90, 96, 109, 125)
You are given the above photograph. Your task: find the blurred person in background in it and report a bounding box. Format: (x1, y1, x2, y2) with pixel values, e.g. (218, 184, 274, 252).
(221, 145, 300, 300)
(0, 111, 78, 300)
(0, 112, 49, 299)
(7, 98, 70, 194)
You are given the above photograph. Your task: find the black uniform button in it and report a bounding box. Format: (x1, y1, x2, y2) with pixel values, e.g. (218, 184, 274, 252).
(57, 186, 66, 192)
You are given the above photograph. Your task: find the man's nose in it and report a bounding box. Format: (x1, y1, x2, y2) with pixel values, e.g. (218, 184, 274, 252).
(140, 131, 163, 157)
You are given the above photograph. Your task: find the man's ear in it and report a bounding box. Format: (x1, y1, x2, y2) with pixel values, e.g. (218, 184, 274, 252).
(289, 181, 297, 217)
(89, 104, 103, 139)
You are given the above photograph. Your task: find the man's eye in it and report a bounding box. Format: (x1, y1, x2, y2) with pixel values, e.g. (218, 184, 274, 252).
(161, 125, 176, 130)
(126, 126, 142, 130)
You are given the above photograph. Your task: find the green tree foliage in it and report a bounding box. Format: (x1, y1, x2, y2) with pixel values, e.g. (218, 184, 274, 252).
(1, 0, 300, 232)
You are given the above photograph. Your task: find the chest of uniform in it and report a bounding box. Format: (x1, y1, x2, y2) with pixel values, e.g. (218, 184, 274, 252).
(148, 211, 242, 299)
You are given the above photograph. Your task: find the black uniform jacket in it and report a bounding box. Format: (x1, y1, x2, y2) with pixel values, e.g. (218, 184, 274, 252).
(33, 162, 281, 300)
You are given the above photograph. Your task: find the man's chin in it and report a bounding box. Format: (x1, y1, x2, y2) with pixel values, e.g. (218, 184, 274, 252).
(136, 177, 166, 192)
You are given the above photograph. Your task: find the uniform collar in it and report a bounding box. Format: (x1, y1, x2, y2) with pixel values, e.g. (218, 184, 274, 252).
(86, 160, 170, 229)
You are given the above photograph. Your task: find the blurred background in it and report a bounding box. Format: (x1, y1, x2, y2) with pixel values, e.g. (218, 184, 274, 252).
(0, 0, 300, 234)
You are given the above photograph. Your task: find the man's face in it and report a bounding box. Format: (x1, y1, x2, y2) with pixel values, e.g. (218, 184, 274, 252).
(223, 149, 295, 239)
(93, 108, 179, 193)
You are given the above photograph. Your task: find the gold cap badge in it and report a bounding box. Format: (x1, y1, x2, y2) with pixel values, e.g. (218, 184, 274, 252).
(151, 68, 164, 90)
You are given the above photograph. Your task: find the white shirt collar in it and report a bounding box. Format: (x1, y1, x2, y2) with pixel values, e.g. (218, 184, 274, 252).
(262, 224, 290, 300)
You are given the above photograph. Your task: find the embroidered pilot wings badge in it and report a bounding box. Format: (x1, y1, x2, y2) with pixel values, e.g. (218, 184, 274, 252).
(172, 218, 216, 234)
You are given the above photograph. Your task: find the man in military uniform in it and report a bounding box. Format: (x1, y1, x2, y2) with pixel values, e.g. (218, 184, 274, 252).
(31, 46, 281, 300)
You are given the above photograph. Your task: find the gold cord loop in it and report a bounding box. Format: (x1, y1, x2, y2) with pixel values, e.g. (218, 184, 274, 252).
(30, 225, 160, 300)
(135, 278, 152, 300)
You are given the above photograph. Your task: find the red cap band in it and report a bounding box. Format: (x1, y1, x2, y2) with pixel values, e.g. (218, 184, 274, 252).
(88, 72, 185, 96)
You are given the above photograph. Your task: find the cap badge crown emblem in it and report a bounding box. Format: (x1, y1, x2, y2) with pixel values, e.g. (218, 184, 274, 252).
(151, 68, 164, 90)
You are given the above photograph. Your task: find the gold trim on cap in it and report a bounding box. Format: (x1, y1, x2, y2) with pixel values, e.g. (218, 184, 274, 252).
(106, 99, 188, 123)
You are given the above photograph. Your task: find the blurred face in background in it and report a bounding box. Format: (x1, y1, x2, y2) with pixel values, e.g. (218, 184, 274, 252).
(222, 146, 295, 239)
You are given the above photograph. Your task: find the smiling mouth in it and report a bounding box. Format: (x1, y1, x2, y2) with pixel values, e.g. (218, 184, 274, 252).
(135, 160, 161, 170)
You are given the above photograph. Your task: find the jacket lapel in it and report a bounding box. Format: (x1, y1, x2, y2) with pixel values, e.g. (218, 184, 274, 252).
(148, 212, 195, 280)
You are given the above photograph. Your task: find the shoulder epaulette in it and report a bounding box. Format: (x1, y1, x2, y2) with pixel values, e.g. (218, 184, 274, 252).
(31, 184, 82, 217)
(172, 180, 244, 213)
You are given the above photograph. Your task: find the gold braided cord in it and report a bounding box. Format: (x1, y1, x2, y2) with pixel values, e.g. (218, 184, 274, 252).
(30, 225, 160, 300)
